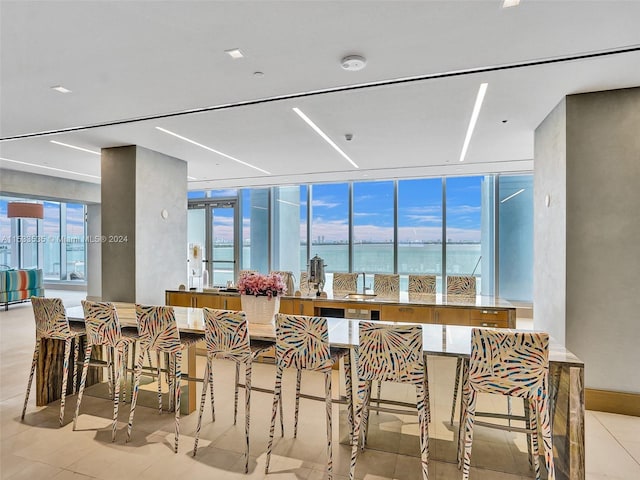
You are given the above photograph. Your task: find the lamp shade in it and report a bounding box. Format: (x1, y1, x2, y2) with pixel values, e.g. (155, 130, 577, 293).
(7, 202, 44, 219)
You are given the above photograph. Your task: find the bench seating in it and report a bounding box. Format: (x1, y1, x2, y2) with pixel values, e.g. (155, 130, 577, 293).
(0, 269, 44, 310)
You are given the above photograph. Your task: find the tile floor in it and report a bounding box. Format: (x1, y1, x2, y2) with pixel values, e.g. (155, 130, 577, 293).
(1, 291, 638, 480)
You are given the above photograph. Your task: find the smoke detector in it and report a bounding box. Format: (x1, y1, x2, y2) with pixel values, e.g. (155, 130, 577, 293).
(341, 55, 367, 71)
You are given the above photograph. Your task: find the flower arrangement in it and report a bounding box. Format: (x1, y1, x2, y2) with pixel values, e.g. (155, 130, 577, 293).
(237, 272, 287, 299)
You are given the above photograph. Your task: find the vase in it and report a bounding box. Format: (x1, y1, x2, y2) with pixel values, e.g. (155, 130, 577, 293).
(241, 294, 280, 324)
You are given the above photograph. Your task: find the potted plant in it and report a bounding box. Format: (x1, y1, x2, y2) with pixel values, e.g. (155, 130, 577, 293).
(237, 272, 287, 324)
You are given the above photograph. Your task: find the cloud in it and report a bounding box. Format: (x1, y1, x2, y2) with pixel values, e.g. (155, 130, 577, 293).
(312, 199, 341, 209)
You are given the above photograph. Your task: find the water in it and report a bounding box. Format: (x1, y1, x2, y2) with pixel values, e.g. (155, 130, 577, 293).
(208, 243, 482, 293)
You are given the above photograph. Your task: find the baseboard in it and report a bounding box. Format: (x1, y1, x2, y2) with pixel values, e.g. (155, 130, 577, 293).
(586, 388, 640, 417)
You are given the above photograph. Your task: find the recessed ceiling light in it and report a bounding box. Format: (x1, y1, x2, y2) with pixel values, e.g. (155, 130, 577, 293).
(459, 82, 488, 162)
(0, 156, 100, 179)
(225, 48, 244, 59)
(253, 71, 264, 77)
(50, 140, 100, 155)
(156, 127, 270, 175)
(502, 0, 520, 8)
(292, 107, 359, 169)
(51, 85, 72, 93)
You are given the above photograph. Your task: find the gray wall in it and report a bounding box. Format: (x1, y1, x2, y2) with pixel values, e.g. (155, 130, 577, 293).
(535, 88, 640, 393)
(134, 146, 187, 304)
(101, 146, 137, 302)
(534, 99, 567, 345)
(101, 145, 187, 305)
(86, 204, 102, 300)
(0, 168, 100, 204)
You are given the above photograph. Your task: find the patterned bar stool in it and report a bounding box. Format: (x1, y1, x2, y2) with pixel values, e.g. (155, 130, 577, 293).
(373, 273, 400, 301)
(265, 314, 353, 480)
(408, 274, 436, 302)
(73, 300, 137, 441)
(458, 328, 555, 480)
(193, 308, 276, 472)
(299, 271, 311, 296)
(332, 272, 358, 297)
(350, 322, 429, 480)
(22, 297, 85, 426)
(447, 275, 476, 426)
(126, 304, 202, 453)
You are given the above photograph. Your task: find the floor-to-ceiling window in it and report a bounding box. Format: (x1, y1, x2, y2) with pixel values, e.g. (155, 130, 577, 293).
(445, 176, 483, 292)
(397, 178, 443, 292)
(0, 196, 87, 283)
(353, 181, 394, 278)
(202, 172, 533, 301)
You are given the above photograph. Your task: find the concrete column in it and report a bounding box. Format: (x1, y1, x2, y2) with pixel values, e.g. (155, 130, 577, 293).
(534, 87, 640, 393)
(101, 145, 187, 305)
(86, 203, 101, 301)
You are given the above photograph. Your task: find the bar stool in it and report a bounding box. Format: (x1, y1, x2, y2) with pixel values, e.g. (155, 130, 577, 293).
(458, 328, 555, 480)
(373, 273, 400, 301)
(447, 275, 476, 425)
(126, 304, 202, 453)
(299, 271, 311, 296)
(270, 271, 294, 297)
(73, 300, 137, 441)
(193, 308, 276, 472)
(22, 297, 85, 426)
(350, 321, 429, 480)
(332, 272, 358, 297)
(408, 274, 436, 301)
(265, 314, 353, 480)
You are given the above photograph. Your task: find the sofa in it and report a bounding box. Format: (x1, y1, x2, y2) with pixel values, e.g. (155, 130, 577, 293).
(0, 268, 44, 310)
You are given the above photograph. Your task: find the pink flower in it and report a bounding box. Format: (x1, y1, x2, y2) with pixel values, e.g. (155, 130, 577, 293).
(237, 272, 287, 298)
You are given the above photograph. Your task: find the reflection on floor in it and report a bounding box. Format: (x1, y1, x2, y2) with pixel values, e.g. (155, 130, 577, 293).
(1, 291, 638, 480)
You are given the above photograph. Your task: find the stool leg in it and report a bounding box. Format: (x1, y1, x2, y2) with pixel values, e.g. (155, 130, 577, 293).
(193, 357, 210, 456)
(126, 349, 146, 443)
(538, 382, 556, 480)
(265, 365, 283, 474)
(529, 397, 541, 480)
(361, 380, 373, 450)
(349, 380, 367, 480)
(209, 357, 215, 422)
(112, 347, 121, 442)
(174, 351, 182, 453)
(73, 344, 93, 430)
(72, 337, 80, 394)
(294, 369, 302, 438)
(244, 360, 252, 473)
(234, 362, 240, 425)
(343, 352, 354, 443)
(451, 357, 462, 425)
(461, 390, 477, 480)
(416, 382, 429, 480)
(325, 371, 333, 480)
(21, 340, 39, 421)
(59, 339, 72, 426)
(376, 380, 382, 415)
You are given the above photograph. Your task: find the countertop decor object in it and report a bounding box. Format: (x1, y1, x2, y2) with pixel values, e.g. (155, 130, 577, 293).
(238, 272, 286, 324)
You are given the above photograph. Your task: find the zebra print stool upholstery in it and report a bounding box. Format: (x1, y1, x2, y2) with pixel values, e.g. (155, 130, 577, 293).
(332, 272, 358, 297)
(458, 328, 555, 480)
(265, 314, 353, 480)
(373, 273, 400, 301)
(73, 300, 137, 441)
(22, 297, 85, 426)
(193, 308, 276, 472)
(350, 322, 430, 480)
(126, 305, 202, 453)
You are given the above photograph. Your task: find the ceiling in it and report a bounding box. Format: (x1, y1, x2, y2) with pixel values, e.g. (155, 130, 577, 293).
(1, 0, 639, 191)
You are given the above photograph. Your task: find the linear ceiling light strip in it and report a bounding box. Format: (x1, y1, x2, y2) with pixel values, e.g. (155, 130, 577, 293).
(155, 127, 270, 175)
(2, 45, 639, 142)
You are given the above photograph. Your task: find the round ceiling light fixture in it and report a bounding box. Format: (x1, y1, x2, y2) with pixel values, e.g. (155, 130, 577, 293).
(341, 55, 367, 71)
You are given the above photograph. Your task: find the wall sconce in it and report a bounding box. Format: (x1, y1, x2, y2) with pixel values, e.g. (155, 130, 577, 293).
(7, 202, 44, 219)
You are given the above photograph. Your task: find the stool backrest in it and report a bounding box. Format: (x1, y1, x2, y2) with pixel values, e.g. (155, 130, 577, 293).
(135, 304, 181, 353)
(446, 275, 476, 297)
(82, 300, 123, 347)
(357, 321, 425, 384)
(31, 296, 71, 340)
(333, 273, 358, 297)
(270, 271, 294, 297)
(299, 272, 311, 295)
(275, 314, 332, 373)
(374, 274, 400, 300)
(469, 328, 549, 398)
(408, 274, 436, 300)
(202, 308, 251, 362)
